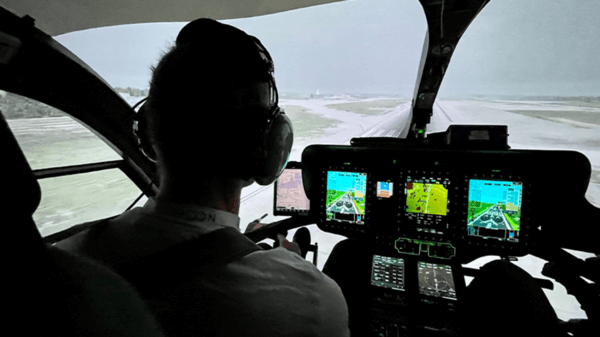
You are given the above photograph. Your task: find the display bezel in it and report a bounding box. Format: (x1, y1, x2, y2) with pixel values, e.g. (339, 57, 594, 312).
(464, 177, 526, 243)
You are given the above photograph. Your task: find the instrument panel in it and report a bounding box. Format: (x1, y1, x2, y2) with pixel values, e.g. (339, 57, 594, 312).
(301, 144, 596, 263)
(298, 143, 598, 335)
(319, 165, 530, 259)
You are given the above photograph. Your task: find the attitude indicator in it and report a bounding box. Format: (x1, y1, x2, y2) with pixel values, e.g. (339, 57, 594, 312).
(467, 179, 522, 242)
(326, 171, 367, 224)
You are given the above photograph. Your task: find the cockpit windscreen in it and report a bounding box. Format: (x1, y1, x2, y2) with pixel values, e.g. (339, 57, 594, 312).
(326, 171, 367, 224)
(467, 179, 522, 242)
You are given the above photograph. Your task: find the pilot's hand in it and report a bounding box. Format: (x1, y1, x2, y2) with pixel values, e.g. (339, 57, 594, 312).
(276, 234, 302, 256)
(244, 219, 262, 233)
(245, 213, 268, 233)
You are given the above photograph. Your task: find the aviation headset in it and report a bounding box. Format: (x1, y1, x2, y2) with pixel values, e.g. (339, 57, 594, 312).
(132, 22, 293, 186)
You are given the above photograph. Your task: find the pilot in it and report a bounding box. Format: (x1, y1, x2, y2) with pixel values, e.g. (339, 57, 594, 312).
(57, 18, 349, 337)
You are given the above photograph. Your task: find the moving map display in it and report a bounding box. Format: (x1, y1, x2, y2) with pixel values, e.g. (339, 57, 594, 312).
(371, 255, 405, 291)
(275, 168, 310, 213)
(405, 176, 450, 225)
(467, 179, 522, 242)
(326, 171, 367, 224)
(418, 262, 457, 300)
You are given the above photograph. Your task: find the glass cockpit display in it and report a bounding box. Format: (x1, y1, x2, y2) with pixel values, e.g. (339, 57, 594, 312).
(371, 255, 405, 291)
(275, 168, 310, 214)
(376, 181, 393, 198)
(467, 179, 522, 242)
(326, 171, 367, 224)
(404, 176, 450, 225)
(418, 262, 457, 300)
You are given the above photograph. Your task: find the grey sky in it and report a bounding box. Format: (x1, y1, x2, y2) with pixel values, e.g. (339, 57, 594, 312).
(55, 0, 600, 97)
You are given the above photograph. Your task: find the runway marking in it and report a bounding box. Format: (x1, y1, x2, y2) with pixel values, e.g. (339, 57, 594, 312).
(7, 117, 89, 135)
(435, 102, 454, 123)
(361, 128, 379, 137)
(371, 129, 386, 137)
(384, 129, 397, 137)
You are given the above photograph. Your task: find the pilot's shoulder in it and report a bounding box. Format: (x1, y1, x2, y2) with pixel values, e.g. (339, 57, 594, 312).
(54, 208, 145, 262)
(45, 246, 165, 337)
(247, 247, 322, 273)
(221, 247, 350, 336)
(237, 247, 346, 296)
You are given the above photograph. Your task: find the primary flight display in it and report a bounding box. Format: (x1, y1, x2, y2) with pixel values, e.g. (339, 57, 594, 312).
(467, 179, 522, 242)
(326, 171, 367, 224)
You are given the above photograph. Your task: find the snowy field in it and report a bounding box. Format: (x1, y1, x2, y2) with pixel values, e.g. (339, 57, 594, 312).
(7, 95, 599, 321)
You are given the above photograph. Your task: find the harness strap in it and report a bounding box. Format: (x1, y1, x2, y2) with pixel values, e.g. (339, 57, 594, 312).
(116, 227, 263, 292)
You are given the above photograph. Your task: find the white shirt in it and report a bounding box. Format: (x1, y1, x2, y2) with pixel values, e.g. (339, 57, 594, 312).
(58, 198, 350, 337)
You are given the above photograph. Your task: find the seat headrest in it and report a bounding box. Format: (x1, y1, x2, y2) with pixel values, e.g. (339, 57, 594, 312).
(0, 111, 41, 218)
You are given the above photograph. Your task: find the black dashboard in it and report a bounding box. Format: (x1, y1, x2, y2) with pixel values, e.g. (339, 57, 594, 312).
(301, 143, 596, 262)
(292, 141, 598, 335)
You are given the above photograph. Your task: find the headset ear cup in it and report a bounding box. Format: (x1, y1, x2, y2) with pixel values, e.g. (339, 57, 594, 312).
(254, 114, 293, 185)
(140, 131, 158, 162)
(134, 104, 158, 163)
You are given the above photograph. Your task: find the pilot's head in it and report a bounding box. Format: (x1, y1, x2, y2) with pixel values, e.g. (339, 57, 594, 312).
(142, 18, 293, 187)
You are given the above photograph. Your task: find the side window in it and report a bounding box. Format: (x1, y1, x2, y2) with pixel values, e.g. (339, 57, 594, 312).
(1, 90, 142, 236)
(2, 90, 121, 169)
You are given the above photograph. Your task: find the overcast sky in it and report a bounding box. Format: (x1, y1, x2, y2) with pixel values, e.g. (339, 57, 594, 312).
(55, 0, 600, 97)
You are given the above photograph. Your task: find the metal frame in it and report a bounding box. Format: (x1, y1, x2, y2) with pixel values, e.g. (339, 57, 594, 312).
(406, 0, 490, 139)
(33, 160, 123, 180)
(0, 7, 157, 196)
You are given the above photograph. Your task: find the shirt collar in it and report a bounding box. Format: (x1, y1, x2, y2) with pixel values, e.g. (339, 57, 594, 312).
(141, 198, 241, 230)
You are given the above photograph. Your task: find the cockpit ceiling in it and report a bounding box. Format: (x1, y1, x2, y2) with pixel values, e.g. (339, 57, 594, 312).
(1, 0, 346, 36)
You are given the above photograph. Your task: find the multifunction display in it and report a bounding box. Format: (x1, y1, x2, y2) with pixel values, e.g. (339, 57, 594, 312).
(315, 165, 529, 251)
(418, 262, 457, 300)
(275, 168, 310, 214)
(467, 179, 522, 242)
(326, 171, 367, 224)
(371, 255, 405, 291)
(404, 176, 450, 226)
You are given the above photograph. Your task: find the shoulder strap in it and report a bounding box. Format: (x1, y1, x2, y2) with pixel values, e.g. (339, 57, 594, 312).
(117, 227, 262, 292)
